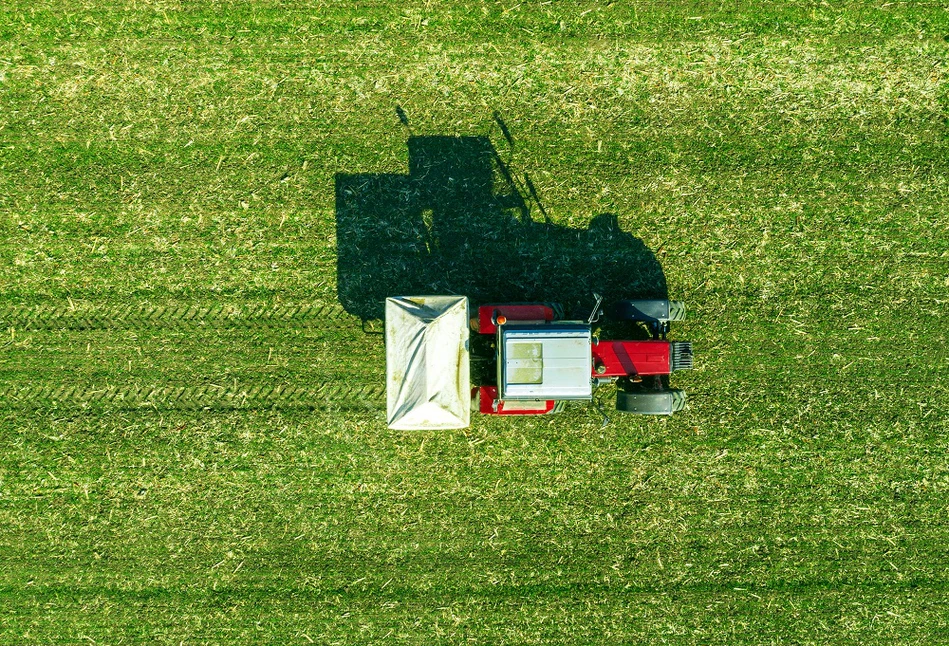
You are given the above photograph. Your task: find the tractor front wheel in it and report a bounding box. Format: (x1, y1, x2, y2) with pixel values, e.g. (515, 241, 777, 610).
(615, 388, 686, 415)
(608, 299, 686, 323)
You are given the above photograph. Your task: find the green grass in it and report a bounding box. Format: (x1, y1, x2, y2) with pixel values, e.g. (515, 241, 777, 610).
(2, 0, 949, 643)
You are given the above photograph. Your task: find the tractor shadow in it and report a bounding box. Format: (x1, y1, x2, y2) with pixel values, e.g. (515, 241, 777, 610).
(334, 135, 667, 328)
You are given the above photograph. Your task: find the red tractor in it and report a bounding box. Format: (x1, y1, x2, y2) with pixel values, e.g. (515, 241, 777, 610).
(385, 295, 692, 430)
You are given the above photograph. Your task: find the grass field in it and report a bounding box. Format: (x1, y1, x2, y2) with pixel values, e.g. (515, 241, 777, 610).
(2, 1, 949, 643)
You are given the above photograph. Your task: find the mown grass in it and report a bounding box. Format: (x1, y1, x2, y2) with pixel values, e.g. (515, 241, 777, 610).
(2, 1, 949, 643)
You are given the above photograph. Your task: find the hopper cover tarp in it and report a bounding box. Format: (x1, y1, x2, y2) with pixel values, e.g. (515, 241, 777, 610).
(386, 296, 470, 430)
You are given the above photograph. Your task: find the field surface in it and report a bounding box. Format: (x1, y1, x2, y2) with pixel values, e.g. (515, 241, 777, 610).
(2, 1, 948, 643)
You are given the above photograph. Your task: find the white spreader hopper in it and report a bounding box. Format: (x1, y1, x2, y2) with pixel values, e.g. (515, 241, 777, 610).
(385, 296, 470, 430)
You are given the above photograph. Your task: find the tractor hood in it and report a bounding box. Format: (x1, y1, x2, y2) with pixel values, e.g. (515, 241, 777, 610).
(385, 296, 471, 430)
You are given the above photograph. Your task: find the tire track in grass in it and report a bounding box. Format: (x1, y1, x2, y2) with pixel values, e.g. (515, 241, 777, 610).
(0, 381, 385, 411)
(0, 307, 387, 412)
(0, 302, 356, 331)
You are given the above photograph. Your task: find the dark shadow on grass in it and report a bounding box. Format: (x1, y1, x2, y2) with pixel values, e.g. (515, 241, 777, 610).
(335, 135, 666, 322)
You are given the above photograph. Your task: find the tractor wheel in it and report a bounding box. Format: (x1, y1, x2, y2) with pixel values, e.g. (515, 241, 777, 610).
(543, 302, 566, 320)
(609, 299, 685, 323)
(615, 388, 686, 415)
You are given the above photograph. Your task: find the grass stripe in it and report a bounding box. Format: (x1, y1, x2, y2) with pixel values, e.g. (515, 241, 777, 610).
(0, 302, 355, 330)
(0, 381, 384, 411)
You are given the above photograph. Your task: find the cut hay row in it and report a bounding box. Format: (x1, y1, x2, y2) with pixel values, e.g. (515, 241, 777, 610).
(0, 302, 354, 331)
(0, 381, 384, 411)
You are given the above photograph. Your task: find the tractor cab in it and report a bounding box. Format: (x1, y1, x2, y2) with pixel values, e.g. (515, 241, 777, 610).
(499, 324, 592, 401)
